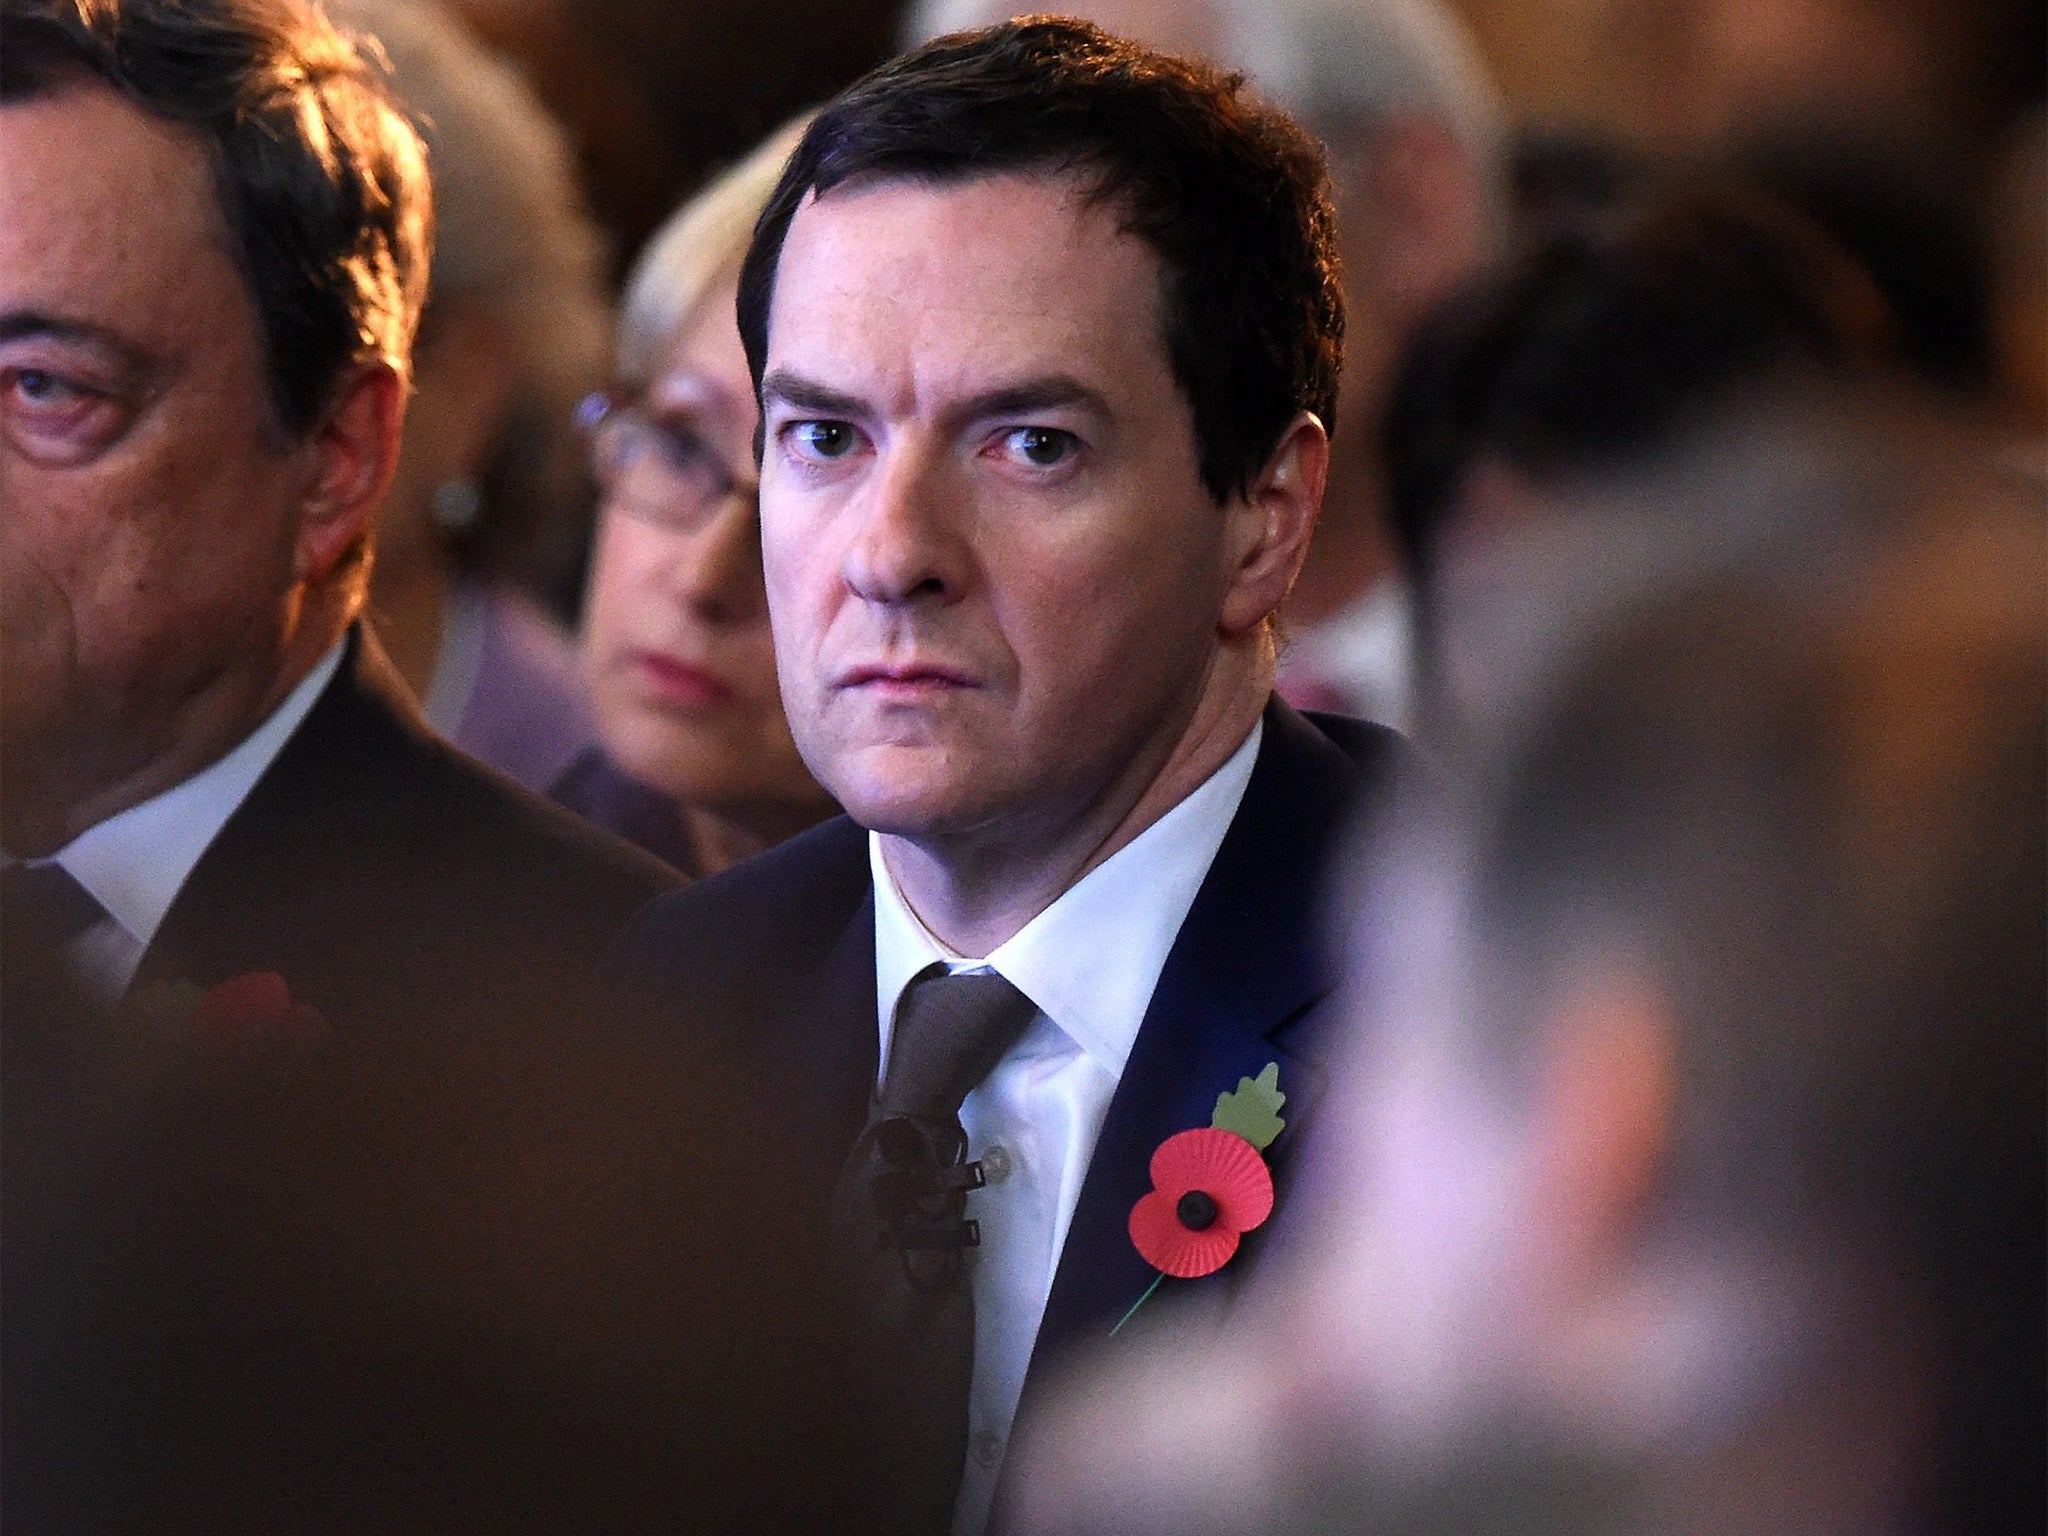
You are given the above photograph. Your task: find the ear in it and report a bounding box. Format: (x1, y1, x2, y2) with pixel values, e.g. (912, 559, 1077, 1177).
(293, 359, 407, 583)
(1527, 962, 1677, 1292)
(1218, 410, 1329, 636)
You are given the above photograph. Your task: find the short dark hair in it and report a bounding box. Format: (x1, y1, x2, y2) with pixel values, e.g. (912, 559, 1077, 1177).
(735, 16, 1344, 505)
(1, 0, 432, 440)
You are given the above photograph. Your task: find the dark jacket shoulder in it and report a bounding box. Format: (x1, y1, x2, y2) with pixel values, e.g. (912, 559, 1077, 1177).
(586, 813, 870, 1044)
(145, 631, 678, 1035)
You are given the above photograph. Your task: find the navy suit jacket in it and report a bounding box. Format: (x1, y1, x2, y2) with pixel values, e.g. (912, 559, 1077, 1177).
(587, 700, 1411, 1377)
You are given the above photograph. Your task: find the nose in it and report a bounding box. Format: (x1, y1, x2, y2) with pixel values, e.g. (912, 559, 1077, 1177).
(839, 441, 968, 609)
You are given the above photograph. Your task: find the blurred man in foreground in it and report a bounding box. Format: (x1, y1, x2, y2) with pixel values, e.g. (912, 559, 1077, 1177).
(1007, 398, 2046, 1535)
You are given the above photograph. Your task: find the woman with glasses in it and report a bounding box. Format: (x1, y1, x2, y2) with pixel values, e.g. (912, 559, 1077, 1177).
(557, 117, 837, 876)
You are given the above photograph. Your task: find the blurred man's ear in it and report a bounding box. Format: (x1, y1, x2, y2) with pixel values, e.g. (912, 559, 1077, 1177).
(1219, 410, 1329, 637)
(294, 359, 408, 583)
(1528, 962, 1677, 1290)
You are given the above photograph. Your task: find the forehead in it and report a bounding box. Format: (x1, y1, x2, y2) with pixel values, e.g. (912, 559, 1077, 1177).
(0, 83, 248, 353)
(765, 172, 1171, 408)
(650, 277, 752, 415)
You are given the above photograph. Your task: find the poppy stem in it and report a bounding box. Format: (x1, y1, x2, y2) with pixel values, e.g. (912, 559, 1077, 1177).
(1108, 1273, 1165, 1337)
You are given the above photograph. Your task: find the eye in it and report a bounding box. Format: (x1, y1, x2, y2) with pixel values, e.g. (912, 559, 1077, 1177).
(786, 419, 862, 463)
(2, 364, 128, 464)
(997, 426, 1079, 469)
(12, 368, 85, 408)
(651, 420, 718, 475)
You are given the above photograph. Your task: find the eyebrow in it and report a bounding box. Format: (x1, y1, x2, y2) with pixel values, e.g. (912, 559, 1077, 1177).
(759, 370, 869, 419)
(949, 375, 1110, 427)
(0, 310, 146, 368)
(758, 368, 1111, 428)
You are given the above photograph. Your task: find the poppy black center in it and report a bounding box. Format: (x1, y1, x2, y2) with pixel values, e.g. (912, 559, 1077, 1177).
(1176, 1190, 1220, 1231)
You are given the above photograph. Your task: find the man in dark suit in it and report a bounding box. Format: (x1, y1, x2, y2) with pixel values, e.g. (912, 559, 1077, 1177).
(0, 0, 674, 1033)
(0, 7, 898, 1526)
(588, 21, 1411, 1533)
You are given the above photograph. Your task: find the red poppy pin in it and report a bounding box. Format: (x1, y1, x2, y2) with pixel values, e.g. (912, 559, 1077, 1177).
(188, 971, 326, 1046)
(1115, 1062, 1287, 1334)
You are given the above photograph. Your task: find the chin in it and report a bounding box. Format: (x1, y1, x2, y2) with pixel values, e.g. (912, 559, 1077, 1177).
(829, 768, 991, 840)
(611, 722, 727, 800)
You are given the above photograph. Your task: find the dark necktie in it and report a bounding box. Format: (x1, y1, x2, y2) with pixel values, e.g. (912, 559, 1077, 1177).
(831, 966, 1038, 1536)
(3, 862, 109, 954)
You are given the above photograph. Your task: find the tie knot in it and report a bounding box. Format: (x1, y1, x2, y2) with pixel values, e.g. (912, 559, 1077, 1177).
(879, 967, 1037, 1121)
(3, 861, 109, 952)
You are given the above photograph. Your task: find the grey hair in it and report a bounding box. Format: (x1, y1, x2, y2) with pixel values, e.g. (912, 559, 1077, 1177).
(617, 114, 816, 389)
(329, 0, 613, 593)
(902, 0, 1504, 180)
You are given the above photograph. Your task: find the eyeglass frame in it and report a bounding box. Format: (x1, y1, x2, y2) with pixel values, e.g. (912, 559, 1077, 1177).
(575, 387, 762, 536)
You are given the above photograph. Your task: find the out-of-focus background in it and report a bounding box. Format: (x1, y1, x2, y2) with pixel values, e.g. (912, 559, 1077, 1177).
(446, 0, 2043, 279)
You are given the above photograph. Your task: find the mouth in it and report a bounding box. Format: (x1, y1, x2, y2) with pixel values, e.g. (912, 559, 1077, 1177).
(834, 661, 979, 701)
(634, 651, 735, 707)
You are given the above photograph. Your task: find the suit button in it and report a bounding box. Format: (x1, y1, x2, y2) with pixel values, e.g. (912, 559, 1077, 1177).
(978, 1145, 1012, 1185)
(971, 1429, 1003, 1469)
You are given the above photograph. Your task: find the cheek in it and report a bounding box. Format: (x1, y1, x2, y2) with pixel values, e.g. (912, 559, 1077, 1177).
(996, 523, 1214, 693)
(760, 518, 829, 657)
(584, 519, 665, 654)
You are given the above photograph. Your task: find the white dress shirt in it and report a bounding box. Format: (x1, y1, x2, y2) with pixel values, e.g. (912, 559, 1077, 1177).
(19, 642, 345, 996)
(870, 720, 1263, 1536)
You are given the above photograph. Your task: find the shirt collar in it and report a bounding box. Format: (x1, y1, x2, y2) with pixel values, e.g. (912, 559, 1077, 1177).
(871, 718, 1263, 1083)
(51, 640, 346, 946)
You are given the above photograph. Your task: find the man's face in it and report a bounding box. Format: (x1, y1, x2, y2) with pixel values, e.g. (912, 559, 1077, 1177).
(0, 85, 322, 847)
(758, 173, 1242, 846)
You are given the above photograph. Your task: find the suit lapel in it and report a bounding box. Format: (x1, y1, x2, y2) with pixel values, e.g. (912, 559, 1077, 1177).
(135, 629, 432, 1026)
(1030, 703, 1368, 1365)
(800, 881, 884, 1160)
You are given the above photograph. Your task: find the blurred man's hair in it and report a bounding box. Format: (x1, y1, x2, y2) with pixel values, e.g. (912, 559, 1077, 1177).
(735, 16, 1344, 505)
(3, 0, 431, 442)
(1443, 418, 2045, 1530)
(1381, 178, 1892, 677)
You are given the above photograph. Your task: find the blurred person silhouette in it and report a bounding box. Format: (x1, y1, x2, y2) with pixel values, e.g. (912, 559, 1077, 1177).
(1380, 179, 1892, 739)
(905, 0, 1505, 729)
(331, 0, 614, 794)
(558, 114, 838, 876)
(443, 0, 901, 271)
(1004, 397, 2047, 1536)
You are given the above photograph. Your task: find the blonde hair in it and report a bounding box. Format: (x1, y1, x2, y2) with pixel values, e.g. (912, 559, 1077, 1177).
(617, 113, 816, 387)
